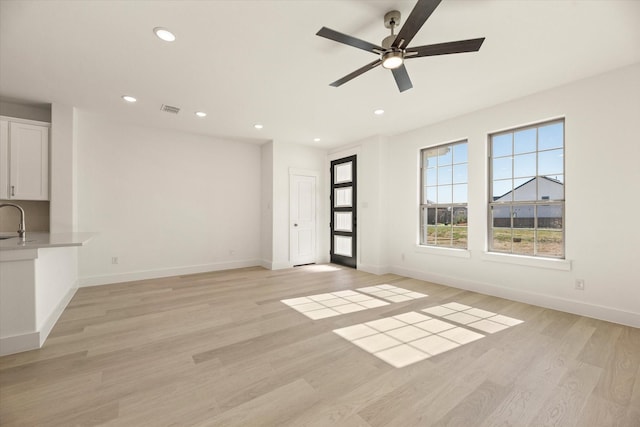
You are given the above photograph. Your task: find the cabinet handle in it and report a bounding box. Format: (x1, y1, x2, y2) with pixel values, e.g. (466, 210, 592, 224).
(11, 185, 15, 197)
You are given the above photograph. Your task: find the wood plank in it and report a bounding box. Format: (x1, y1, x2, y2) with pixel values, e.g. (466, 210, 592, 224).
(528, 363, 603, 427)
(191, 379, 320, 426)
(591, 325, 640, 405)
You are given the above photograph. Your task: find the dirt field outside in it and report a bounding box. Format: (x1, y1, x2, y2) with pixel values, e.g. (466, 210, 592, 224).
(423, 225, 563, 257)
(491, 228, 563, 257)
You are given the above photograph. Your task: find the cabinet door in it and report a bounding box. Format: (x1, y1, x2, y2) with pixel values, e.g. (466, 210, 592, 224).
(8, 122, 49, 200)
(0, 120, 8, 199)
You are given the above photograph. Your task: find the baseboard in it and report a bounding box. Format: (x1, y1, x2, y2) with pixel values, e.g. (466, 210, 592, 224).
(0, 332, 41, 356)
(391, 265, 640, 328)
(260, 259, 273, 270)
(270, 261, 292, 270)
(79, 259, 261, 287)
(357, 263, 390, 275)
(38, 285, 77, 346)
(263, 260, 332, 271)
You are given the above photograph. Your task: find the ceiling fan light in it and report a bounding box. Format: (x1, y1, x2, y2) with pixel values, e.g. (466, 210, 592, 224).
(381, 50, 403, 69)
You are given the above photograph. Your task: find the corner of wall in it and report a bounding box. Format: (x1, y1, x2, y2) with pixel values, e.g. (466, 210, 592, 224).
(50, 102, 78, 234)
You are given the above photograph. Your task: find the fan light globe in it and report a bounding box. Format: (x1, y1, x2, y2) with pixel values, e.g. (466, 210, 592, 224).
(381, 51, 403, 69)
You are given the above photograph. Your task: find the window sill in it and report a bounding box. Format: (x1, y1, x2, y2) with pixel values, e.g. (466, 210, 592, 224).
(481, 251, 571, 271)
(415, 245, 471, 259)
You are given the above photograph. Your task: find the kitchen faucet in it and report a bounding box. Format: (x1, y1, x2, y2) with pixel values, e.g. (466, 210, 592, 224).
(0, 203, 26, 240)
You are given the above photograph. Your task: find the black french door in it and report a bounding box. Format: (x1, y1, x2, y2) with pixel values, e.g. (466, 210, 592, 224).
(330, 155, 357, 268)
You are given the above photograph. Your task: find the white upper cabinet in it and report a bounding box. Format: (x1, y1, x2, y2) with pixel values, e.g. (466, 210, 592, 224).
(0, 117, 50, 201)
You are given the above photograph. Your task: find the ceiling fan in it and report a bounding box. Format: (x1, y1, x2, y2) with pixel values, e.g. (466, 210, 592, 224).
(316, 0, 485, 92)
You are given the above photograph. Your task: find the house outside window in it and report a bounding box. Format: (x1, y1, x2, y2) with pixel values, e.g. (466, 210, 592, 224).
(420, 141, 468, 248)
(489, 119, 564, 258)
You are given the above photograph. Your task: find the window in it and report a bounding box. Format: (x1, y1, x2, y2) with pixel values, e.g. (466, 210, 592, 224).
(489, 119, 564, 258)
(420, 141, 468, 248)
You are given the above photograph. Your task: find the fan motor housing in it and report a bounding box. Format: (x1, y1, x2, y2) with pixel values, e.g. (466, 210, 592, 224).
(381, 34, 396, 49)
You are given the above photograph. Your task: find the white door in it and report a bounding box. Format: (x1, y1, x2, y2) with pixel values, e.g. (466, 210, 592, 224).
(290, 174, 316, 266)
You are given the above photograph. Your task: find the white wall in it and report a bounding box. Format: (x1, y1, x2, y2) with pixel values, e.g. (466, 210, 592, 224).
(260, 141, 273, 268)
(375, 63, 640, 326)
(50, 102, 77, 233)
(76, 112, 262, 285)
(271, 141, 328, 269)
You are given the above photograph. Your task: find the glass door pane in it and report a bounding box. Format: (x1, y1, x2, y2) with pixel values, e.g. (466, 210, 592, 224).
(334, 236, 352, 257)
(334, 187, 352, 207)
(334, 161, 352, 183)
(334, 212, 353, 232)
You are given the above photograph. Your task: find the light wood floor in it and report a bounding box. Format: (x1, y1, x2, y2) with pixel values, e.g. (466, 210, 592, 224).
(1, 265, 638, 426)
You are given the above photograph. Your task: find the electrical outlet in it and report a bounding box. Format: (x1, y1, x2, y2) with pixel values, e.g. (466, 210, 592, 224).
(575, 279, 585, 290)
(111, 257, 118, 265)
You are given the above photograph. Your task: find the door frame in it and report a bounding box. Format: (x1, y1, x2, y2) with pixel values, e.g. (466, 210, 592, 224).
(330, 155, 357, 268)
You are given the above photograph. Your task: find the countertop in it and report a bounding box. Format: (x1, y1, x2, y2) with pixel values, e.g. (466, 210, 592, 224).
(0, 232, 95, 251)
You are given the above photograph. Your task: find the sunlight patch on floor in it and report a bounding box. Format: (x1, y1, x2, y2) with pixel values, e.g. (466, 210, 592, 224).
(334, 303, 524, 368)
(356, 284, 428, 302)
(281, 290, 390, 319)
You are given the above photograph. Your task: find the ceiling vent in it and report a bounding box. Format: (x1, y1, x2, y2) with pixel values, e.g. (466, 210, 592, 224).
(160, 104, 180, 114)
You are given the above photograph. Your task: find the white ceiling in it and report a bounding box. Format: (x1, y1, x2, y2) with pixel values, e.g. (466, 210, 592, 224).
(1, 0, 639, 148)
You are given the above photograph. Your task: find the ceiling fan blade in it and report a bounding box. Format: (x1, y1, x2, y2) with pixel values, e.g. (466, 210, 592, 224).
(330, 59, 382, 87)
(392, 0, 442, 49)
(406, 38, 485, 58)
(392, 64, 413, 92)
(317, 27, 383, 54)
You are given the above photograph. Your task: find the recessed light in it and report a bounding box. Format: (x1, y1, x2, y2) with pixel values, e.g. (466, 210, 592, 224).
(122, 95, 137, 103)
(195, 111, 207, 118)
(374, 109, 385, 115)
(153, 27, 176, 42)
(313, 138, 321, 142)
(254, 124, 263, 129)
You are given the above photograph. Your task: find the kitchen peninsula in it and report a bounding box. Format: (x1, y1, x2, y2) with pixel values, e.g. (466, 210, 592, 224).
(0, 232, 94, 355)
